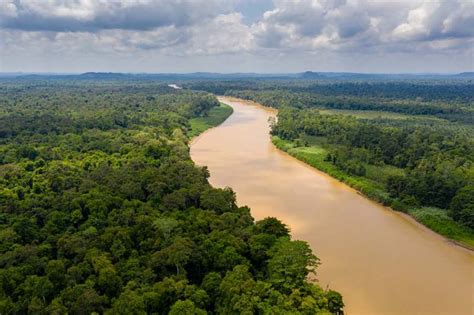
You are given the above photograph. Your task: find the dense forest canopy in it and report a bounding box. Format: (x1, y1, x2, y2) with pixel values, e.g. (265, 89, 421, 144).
(184, 79, 474, 124)
(0, 81, 343, 314)
(272, 107, 474, 228)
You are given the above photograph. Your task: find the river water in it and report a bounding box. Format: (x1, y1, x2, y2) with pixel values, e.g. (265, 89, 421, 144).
(190, 97, 474, 315)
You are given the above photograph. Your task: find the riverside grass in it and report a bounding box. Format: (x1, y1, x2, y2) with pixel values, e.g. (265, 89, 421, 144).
(189, 103, 233, 137)
(272, 136, 474, 249)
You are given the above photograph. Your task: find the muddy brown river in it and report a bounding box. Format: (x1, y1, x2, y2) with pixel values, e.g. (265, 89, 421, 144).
(190, 97, 474, 315)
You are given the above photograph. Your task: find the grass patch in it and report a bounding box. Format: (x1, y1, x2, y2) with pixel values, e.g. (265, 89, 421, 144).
(365, 164, 405, 184)
(272, 136, 474, 249)
(300, 134, 327, 146)
(272, 136, 391, 204)
(319, 109, 445, 122)
(409, 207, 474, 248)
(188, 103, 233, 138)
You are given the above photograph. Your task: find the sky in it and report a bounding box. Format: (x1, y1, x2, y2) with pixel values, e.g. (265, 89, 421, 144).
(1, 0, 473, 74)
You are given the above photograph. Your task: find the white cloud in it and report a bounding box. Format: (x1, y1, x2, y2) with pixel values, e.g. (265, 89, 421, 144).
(0, 1, 18, 17)
(0, 0, 473, 72)
(186, 13, 254, 55)
(0, 0, 235, 31)
(252, 0, 474, 53)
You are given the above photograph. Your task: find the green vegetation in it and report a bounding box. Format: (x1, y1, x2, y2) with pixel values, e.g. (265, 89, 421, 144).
(188, 78, 474, 248)
(410, 208, 474, 248)
(271, 106, 474, 248)
(318, 109, 445, 122)
(0, 80, 343, 314)
(273, 136, 474, 248)
(272, 136, 391, 206)
(186, 79, 474, 124)
(188, 103, 233, 137)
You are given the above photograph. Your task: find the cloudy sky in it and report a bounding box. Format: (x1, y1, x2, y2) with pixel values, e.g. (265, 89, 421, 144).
(1, 0, 473, 73)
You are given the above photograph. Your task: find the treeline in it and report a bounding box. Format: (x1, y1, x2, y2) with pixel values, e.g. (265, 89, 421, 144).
(272, 107, 474, 229)
(184, 80, 474, 124)
(187, 79, 474, 103)
(0, 81, 343, 314)
(287, 81, 474, 103)
(226, 90, 473, 124)
(0, 83, 218, 140)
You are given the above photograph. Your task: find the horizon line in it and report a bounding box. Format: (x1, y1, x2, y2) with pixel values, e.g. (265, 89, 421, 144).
(1, 71, 472, 76)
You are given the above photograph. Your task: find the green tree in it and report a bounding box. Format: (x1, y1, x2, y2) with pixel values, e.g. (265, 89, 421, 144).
(326, 290, 344, 315)
(449, 185, 474, 228)
(255, 217, 290, 238)
(267, 238, 320, 293)
(107, 290, 146, 315)
(169, 300, 206, 315)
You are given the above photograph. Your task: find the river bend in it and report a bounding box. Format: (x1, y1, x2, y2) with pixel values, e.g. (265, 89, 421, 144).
(190, 97, 474, 315)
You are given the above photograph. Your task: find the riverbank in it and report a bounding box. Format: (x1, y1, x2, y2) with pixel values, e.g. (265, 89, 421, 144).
(272, 136, 474, 250)
(191, 96, 474, 315)
(188, 103, 233, 138)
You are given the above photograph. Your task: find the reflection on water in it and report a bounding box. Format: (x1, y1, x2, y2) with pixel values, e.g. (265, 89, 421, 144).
(190, 97, 474, 315)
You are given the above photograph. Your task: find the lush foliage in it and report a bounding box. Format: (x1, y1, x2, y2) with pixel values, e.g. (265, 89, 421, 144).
(185, 79, 474, 124)
(272, 136, 474, 248)
(187, 78, 474, 245)
(0, 81, 342, 314)
(188, 104, 233, 138)
(271, 106, 474, 246)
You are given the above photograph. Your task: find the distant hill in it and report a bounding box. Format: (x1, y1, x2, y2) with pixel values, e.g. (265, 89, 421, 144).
(79, 72, 129, 79)
(456, 72, 474, 78)
(300, 71, 323, 78)
(1, 71, 473, 81)
(298, 71, 474, 80)
(300, 71, 379, 79)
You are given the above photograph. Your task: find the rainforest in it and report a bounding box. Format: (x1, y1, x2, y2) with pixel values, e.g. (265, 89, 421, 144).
(0, 80, 343, 314)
